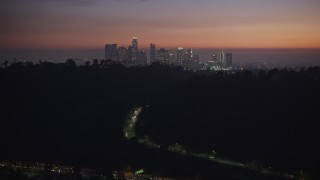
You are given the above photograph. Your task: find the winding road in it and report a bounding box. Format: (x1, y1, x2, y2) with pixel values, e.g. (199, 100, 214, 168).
(123, 106, 295, 179)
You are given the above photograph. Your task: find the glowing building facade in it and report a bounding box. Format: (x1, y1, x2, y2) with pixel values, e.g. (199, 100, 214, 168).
(177, 47, 184, 64)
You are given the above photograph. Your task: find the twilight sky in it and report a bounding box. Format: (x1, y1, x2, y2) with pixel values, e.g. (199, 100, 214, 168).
(1, 0, 320, 49)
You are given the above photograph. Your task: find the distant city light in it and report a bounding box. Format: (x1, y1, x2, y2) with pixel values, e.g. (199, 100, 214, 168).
(135, 169, 144, 175)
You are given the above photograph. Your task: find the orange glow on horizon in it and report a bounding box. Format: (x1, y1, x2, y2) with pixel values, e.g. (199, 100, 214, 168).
(1, 0, 320, 50)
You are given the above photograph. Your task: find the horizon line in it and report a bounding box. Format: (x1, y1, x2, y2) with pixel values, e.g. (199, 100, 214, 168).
(2, 47, 320, 52)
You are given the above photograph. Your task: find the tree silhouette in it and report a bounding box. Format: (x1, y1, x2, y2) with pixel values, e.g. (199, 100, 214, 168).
(65, 59, 76, 66)
(0, 60, 319, 179)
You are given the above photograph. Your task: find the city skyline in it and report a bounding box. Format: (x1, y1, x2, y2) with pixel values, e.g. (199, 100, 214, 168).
(104, 37, 233, 70)
(1, 0, 320, 50)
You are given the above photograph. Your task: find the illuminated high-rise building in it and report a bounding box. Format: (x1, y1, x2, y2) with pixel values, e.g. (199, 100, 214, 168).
(169, 53, 175, 64)
(131, 37, 139, 62)
(105, 44, 118, 61)
(157, 48, 169, 64)
(212, 54, 218, 63)
(117, 47, 128, 62)
(150, 43, 157, 63)
(139, 51, 147, 65)
(186, 48, 193, 61)
(226, 53, 233, 68)
(177, 47, 184, 64)
(220, 51, 225, 64)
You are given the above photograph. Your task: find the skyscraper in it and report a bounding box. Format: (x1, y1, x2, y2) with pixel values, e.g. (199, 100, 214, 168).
(212, 54, 218, 63)
(105, 44, 118, 61)
(131, 37, 139, 62)
(177, 47, 184, 64)
(139, 51, 147, 65)
(128, 46, 133, 65)
(226, 53, 233, 68)
(157, 48, 169, 64)
(118, 47, 128, 63)
(186, 48, 193, 61)
(169, 53, 175, 64)
(220, 51, 225, 64)
(150, 43, 157, 64)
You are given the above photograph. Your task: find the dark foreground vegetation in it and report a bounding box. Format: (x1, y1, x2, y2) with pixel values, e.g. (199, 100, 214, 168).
(1, 60, 320, 179)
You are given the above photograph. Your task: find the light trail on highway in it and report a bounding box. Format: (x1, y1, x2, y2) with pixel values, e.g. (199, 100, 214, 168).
(123, 106, 295, 179)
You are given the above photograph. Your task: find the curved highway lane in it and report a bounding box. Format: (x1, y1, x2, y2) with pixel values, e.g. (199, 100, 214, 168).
(123, 106, 295, 179)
